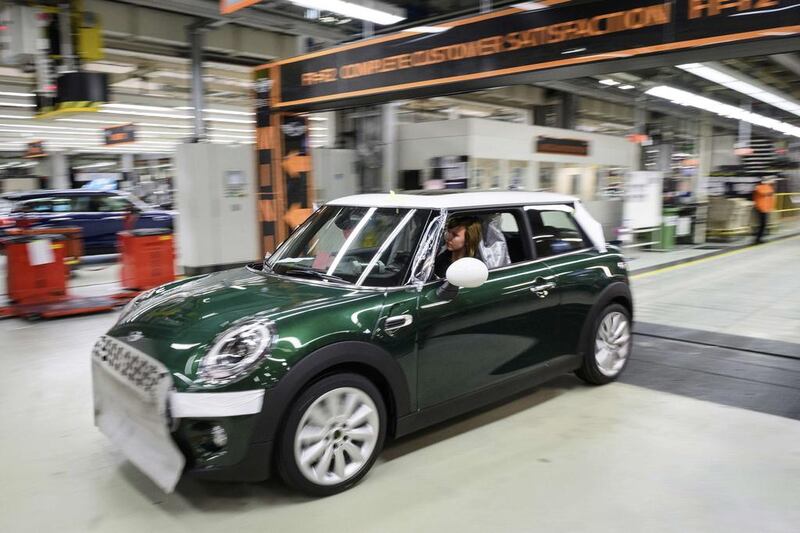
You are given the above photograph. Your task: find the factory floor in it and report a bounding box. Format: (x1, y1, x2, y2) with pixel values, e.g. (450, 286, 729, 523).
(1, 237, 799, 533)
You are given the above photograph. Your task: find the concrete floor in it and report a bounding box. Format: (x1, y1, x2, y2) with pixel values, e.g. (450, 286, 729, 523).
(632, 235, 800, 344)
(1, 310, 799, 533)
(2, 235, 800, 532)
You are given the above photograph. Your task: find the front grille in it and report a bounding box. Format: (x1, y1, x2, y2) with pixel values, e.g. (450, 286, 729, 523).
(92, 336, 168, 399)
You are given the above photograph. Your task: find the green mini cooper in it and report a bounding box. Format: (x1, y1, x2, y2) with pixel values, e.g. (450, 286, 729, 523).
(92, 191, 633, 496)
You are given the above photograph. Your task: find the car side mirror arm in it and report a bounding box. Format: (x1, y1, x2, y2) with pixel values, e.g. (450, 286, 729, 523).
(436, 280, 460, 300)
(437, 258, 488, 299)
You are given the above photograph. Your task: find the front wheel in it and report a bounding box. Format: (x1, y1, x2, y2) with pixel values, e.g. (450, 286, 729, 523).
(276, 373, 387, 496)
(576, 304, 632, 385)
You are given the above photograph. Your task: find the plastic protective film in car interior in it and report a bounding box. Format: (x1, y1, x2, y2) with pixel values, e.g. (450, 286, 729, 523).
(409, 209, 447, 287)
(479, 216, 511, 269)
(573, 201, 607, 253)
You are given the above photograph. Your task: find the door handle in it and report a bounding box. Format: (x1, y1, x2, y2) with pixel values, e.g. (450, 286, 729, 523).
(384, 314, 413, 335)
(530, 280, 556, 298)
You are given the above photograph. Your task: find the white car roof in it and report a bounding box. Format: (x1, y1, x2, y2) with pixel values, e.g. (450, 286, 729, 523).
(327, 191, 577, 210)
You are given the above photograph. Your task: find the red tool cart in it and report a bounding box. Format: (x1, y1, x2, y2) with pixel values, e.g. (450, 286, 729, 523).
(0, 233, 116, 320)
(4, 234, 68, 305)
(118, 228, 176, 292)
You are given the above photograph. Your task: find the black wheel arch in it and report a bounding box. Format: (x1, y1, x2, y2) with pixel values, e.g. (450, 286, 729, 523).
(577, 282, 634, 357)
(250, 340, 412, 445)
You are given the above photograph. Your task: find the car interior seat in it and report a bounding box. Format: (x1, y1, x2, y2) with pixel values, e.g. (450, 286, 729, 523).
(480, 217, 511, 269)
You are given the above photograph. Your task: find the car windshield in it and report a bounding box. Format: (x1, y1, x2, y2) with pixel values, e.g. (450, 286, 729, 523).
(266, 205, 430, 287)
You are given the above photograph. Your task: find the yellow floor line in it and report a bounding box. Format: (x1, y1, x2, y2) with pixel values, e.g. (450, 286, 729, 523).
(631, 234, 800, 280)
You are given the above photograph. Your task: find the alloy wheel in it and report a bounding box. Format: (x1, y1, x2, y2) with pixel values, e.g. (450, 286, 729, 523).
(595, 311, 631, 377)
(293, 387, 380, 486)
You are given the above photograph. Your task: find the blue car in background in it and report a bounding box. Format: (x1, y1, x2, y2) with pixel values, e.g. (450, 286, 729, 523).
(0, 190, 174, 255)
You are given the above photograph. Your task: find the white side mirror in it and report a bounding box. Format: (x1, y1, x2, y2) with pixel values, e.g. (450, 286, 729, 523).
(446, 257, 489, 288)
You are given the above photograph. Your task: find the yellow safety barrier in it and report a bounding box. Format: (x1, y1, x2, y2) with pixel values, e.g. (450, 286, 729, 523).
(775, 192, 800, 216)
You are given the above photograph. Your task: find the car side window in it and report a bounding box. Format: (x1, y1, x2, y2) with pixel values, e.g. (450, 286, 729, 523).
(51, 198, 72, 213)
(527, 206, 591, 258)
(71, 196, 92, 212)
(360, 209, 430, 287)
(433, 209, 529, 279)
(18, 198, 53, 213)
(98, 195, 132, 212)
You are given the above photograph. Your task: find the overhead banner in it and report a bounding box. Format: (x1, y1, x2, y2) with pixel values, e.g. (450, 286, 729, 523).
(104, 123, 136, 145)
(263, 0, 800, 110)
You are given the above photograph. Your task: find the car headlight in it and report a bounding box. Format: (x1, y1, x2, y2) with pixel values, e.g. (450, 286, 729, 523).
(196, 320, 276, 385)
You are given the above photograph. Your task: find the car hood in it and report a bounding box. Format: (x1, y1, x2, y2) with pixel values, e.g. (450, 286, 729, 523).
(106, 267, 371, 386)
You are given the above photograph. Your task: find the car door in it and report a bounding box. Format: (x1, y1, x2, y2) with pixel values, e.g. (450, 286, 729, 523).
(526, 204, 608, 358)
(414, 209, 561, 409)
(58, 194, 104, 252)
(43, 196, 78, 228)
(17, 197, 56, 227)
(92, 194, 131, 250)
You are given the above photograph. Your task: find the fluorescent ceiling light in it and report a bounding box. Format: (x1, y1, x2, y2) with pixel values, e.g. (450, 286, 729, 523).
(678, 62, 800, 119)
(599, 79, 619, 86)
(203, 117, 254, 124)
(84, 62, 137, 74)
(138, 130, 188, 136)
(645, 85, 800, 138)
(0, 102, 35, 108)
(177, 106, 255, 116)
(0, 91, 35, 98)
(206, 108, 255, 117)
(135, 122, 194, 129)
(56, 118, 194, 129)
(619, 84, 635, 90)
(99, 109, 188, 119)
(74, 162, 117, 169)
(512, 2, 549, 10)
(103, 103, 179, 113)
(289, 0, 405, 25)
(150, 71, 192, 80)
(209, 127, 253, 133)
(403, 26, 448, 34)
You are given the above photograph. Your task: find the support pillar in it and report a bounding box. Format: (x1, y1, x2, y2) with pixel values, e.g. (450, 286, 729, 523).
(58, 3, 76, 72)
(697, 115, 713, 200)
(49, 152, 69, 189)
(120, 153, 135, 187)
(187, 23, 206, 142)
(120, 153, 134, 174)
(381, 102, 398, 191)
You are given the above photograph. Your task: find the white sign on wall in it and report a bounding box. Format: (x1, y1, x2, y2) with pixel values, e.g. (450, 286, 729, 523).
(623, 171, 663, 230)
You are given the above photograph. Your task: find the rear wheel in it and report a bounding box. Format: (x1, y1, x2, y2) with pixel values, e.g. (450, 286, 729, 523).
(276, 373, 387, 496)
(576, 304, 632, 385)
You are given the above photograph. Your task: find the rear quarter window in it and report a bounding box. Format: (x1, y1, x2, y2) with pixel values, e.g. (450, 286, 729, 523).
(528, 206, 591, 258)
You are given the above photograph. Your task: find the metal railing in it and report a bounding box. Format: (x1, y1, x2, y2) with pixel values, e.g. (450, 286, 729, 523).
(775, 192, 800, 219)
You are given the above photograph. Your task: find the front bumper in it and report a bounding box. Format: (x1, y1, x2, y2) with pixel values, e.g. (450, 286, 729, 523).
(92, 336, 270, 491)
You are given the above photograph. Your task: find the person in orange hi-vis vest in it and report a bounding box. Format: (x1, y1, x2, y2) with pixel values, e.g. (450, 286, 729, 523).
(752, 177, 776, 245)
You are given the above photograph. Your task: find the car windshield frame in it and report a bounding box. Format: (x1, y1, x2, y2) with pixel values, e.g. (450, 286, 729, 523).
(264, 205, 433, 288)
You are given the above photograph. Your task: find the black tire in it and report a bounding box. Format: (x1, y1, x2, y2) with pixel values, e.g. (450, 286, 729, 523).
(575, 303, 632, 385)
(276, 373, 387, 497)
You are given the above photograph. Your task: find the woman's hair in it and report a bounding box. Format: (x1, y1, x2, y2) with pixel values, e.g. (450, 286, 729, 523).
(447, 216, 482, 258)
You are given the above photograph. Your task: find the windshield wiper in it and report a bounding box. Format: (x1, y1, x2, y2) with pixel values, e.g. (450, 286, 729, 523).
(283, 267, 350, 284)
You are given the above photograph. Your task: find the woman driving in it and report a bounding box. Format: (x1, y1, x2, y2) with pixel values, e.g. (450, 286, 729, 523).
(434, 216, 483, 278)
